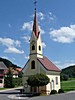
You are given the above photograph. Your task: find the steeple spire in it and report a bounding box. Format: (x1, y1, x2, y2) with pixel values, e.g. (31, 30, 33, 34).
(34, 0, 37, 11)
(33, 0, 40, 38)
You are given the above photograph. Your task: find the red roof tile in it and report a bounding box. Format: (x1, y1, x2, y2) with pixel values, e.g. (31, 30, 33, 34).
(37, 56, 61, 72)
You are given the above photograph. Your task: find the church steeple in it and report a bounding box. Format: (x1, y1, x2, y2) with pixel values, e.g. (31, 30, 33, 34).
(32, 0, 40, 38)
(30, 0, 43, 58)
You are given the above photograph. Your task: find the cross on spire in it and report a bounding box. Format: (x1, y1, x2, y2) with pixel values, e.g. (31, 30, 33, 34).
(34, 0, 37, 11)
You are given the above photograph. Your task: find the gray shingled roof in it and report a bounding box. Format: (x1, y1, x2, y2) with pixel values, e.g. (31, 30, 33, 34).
(0, 62, 7, 69)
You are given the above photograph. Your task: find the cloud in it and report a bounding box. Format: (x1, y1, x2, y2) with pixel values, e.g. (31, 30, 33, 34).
(21, 21, 33, 31)
(54, 60, 75, 69)
(33, 12, 56, 21)
(0, 37, 24, 54)
(0, 38, 21, 47)
(37, 12, 45, 20)
(42, 42, 46, 48)
(49, 24, 75, 43)
(2, 56, 9, 59)
(8, 24, 12, 28)
(39, 26, 45, 34)
(25, 55, 29, 60)
(21, 21, 45, 34)
(23, 36, 30, 43)
(4, 47, 24, 54)
(49, 12, 56, 21)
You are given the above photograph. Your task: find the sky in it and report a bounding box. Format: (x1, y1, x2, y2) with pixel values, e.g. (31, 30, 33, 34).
(0, 0, 75, 69)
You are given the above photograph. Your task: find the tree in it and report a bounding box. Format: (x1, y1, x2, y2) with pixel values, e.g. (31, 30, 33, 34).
(4, 68, 15, 88)
(27, 73, 50, 93)
(60, 74, 68, 81)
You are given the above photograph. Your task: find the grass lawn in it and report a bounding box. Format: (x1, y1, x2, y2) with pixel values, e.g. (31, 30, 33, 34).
(0, 88, 9, 90)
(61, 80, 75, 92)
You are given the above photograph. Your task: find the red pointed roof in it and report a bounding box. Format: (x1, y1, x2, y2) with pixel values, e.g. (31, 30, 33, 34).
(33, 11, 40, 38)
(37, 56, 61, 72)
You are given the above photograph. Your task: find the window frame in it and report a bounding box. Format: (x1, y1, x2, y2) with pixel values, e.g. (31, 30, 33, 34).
(32, 45, 35, 50)
(39, 45, 41, 51)
(56, 77, 58, 85)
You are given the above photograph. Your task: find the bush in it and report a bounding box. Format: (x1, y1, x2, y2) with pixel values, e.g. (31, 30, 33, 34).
(58, 89, 64, 93)
(60, 74, 68, 81)
(13, 78, 22, 87)
(50, 90, 57, 95)
(32, 92, 41, 96)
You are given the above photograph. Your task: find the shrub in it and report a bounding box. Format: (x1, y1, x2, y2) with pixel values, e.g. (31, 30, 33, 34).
(32, 92, 41, 96)
(13, 78, 22, 87)
(27, 73, 50, 93)
(58, 89, 64, 93)
(50, 90, 57, 95)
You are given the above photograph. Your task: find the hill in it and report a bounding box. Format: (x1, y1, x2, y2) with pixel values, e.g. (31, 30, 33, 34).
(61, 65, 75, 78)
(0, 57, 21, 69)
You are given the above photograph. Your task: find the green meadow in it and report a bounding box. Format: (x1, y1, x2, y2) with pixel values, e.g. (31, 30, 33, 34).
(61, 79, 75, 92)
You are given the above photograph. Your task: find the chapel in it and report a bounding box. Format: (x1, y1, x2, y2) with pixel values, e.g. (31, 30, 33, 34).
(22, 1, 61, 94)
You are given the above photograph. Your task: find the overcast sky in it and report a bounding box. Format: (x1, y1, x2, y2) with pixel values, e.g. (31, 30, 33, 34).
(0, 0, 75, 69)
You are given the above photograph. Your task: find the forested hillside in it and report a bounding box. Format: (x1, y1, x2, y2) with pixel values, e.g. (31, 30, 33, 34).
(0, 57, 21, 68)
(61, 65, 75, 78)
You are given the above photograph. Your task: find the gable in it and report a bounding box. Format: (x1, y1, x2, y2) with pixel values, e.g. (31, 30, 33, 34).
(0, 62, 7, 69)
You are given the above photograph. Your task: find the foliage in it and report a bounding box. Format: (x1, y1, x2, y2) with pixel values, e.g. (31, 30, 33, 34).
(27, 73, 50, 92)
(61, 65, 75, 78)
(4, 69, 15, 88)
(0, 57, 12, 67)
(50, 90, 57, 95)
(27, 73, 50, 87)
(13, 78, 22, 87)
(58, 89, 64, 93)
(60, 74, 68, 81)
(0, 57, 21, 68)
(32, 92, 41, 96)
(18, 72, 23, 78)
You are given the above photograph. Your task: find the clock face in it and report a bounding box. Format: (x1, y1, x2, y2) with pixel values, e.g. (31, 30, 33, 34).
(31, 40, 35, 44)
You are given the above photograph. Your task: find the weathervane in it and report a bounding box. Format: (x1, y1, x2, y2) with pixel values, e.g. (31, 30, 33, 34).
(34, 0, 37, 11)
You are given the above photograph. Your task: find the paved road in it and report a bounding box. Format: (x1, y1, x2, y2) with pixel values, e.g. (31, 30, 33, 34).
(30, 92, 75, 100)
(0, 88, 75, 100)
(0, 88, 20, 100)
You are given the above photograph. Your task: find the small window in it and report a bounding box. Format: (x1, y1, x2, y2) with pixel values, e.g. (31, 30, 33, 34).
(31, 60, 35, 69)
(56, 77, 58, 84)
(0, 70, 3, 74)
(39, 46, 41, 51)
(32, 45, 35, 50)
(0, 76, 3, 78)
(0, 80, 2, 83)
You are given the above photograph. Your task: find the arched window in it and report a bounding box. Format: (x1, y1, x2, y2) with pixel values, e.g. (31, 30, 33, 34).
(31, 60, 35, 69)
(32, 45, 35, 50)
(39, 45, 41, 51)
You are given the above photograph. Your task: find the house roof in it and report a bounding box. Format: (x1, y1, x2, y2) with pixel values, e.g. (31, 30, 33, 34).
(4, 67, 22, 75)
(37, 56, 61, 72)
(0, 62, 7, 70)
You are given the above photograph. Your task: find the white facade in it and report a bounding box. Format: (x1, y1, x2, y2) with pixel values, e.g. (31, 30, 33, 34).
(22, 9, 61, 95)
